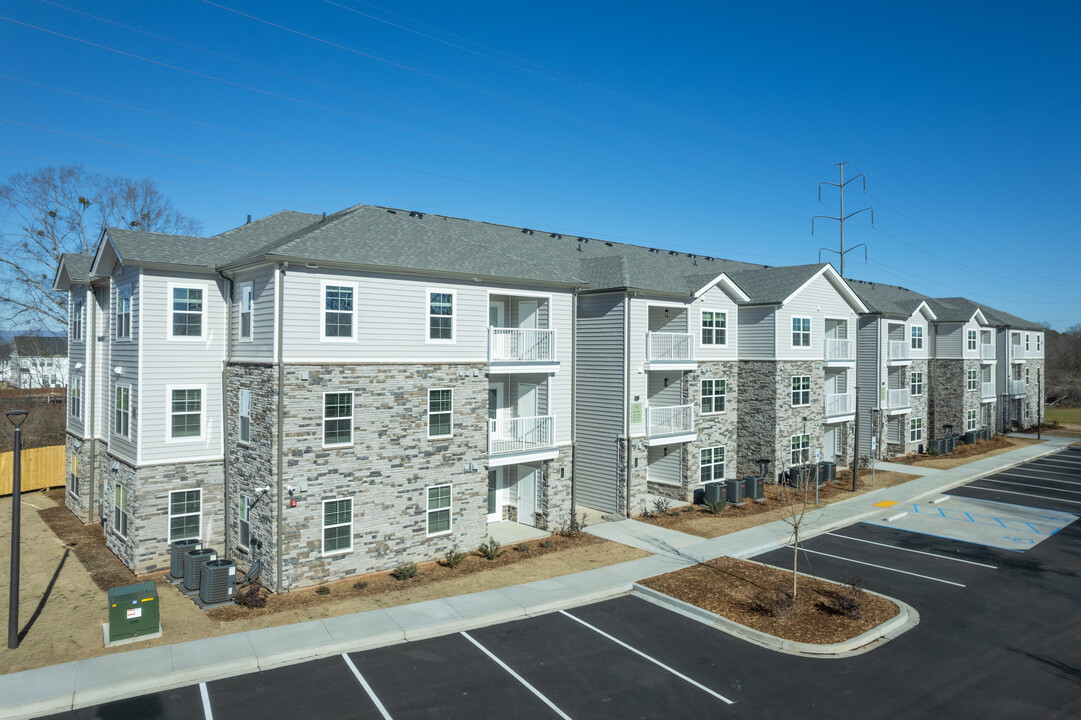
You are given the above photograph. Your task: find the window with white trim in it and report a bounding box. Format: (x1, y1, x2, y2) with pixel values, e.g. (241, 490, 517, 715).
(428, 389, 452, 438)
(967, 369, 978, 391)
(966, 409, 978, 432)
(910, 371, 924, 396)
(790, 434, 810, 466)
(791, 376, 810, 406)
(1025, 334, 1030, 351)
(116, 285, 131, 340)
(967, 330, 977, 351)
(701, 311, 726, 346)
(169, 489, 201, 542)
(114, 385, 130, 439)
(323, 392, 353, 447)
(69, 376, 83, 419)
(1037, 334, 1041, 352)
(700, 446, 725, 483)
(322, 283, 354, 340)
(170, 286, 204, 338)
(238, 495, 251, 550)
(69, 455, 80, 498)
(71, 298, 83, 341)
(1025, 367, 1030, 384)
(428, 290, 454, 341)
(113, 483, 129, 538)
(239, 388, 251, 444)
(910, 325, 923, 350)
(910, 418, 923, 443)
(169, 388, 202, 439)
(239, 283, 253, 340)
(792, 317, 811, 347)
(427, 484, 452, 535)
(322, 498, 352, 554)
(701, 379, 726, 414)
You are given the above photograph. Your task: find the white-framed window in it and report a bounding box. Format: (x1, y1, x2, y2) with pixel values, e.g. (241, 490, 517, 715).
(1025, 334, 1030, 351)
(910, 418, 924, 443)
(322, 498, 353, 555)
(428, 388, 453, 438)
(966, 409, 978, 432)
(69, 455, 80, 498)
(114, 385, 131, 439)
(71, 298, 83, 342)
(113, 483, 129, 538)
(967, 330, 977, 351)
(790, 434, 810, 466)
(791, 376, 810, 406)
(910, 372, 924, 396)
(700, 446, 725, 484)
(701, 379, 726, 414)
(910, 325, 923, 350)
(116, 284, 132, 340)
(168, 386, 204, 441)
(1025, 367, 1030, 383)
(169, 489, 201, 542)
(239, 388, 251, 444)
(967, 370, 978, 391)
(1036, 334, 1042, 352)
(427, 289, 455, 342)
(701, 311, 726, 346)
(238, 495, 251, 550)
(169, 284, 205, 339)
(792, 317, 811, 347)
(69, 376, 83, 419)
(323, 392, 353, 447)
(426, 484, 452, 535)
(239, 282, 253, 341)
(321, 282, 355, 341)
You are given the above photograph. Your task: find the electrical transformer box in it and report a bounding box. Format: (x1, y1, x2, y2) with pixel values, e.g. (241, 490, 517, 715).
(108, 582, 160, 642)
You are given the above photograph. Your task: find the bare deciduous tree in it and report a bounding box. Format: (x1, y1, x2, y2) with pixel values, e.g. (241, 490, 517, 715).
(0, 165, 202, 331)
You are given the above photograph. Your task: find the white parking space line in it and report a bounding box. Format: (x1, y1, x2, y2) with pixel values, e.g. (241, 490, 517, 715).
(964, 485, 1081, 506)
(199, 682, 213, 720)
(559, 610, 735, 705)
(982, 478, 1081, 496)
(788, 546, 966, 587)
(827, 532, 998, 568)
(1005, 466, 1081, 479)
(341, 653, 394, 720)
(460, 632, 573, 720)
(1030, 460, 1081, 471)
(995, 471, 1081, 486)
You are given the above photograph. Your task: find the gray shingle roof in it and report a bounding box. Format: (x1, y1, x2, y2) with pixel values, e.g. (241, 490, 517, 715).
(59, 253, 94, 284)
(845, 278, 931, 317)
(726, 264, 826, 305)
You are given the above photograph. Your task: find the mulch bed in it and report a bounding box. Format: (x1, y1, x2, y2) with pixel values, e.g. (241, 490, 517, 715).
(37, 490, 140, 591)
(640, 556, 899, 644)
(891, 436, 1012, 464)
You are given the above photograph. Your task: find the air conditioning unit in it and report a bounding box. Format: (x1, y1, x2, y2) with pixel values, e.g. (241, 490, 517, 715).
(726, 477, 746, 504)
(169, 539, 201, 584)
(198, 559, 236, 606)
(962, 431, 977, 445)
(743, 476, 764, 501)
(703, 481, 726, 506)
(818, 462, 837, 482)
(181, 548, 218, 595)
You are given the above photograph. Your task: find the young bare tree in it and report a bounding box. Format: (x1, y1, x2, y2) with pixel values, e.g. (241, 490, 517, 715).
(0, 165, 202, 331)
(777, 457, 820, 599)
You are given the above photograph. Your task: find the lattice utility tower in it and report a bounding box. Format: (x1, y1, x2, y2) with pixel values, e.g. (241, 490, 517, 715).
(813, 162, 873, 277)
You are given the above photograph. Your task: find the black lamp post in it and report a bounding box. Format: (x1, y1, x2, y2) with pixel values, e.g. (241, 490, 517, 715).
(7, 409, 27, 650)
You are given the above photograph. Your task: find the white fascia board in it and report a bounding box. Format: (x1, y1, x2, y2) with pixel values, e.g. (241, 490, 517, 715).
(692, 272, 751, 302)
(88, 228, 120, 278)
(914, 301, 938, 322)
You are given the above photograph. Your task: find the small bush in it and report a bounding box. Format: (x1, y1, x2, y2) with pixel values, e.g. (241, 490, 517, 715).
(353, 580, 369, 591)
(819, 574, 868, 620)
(443, 545, 468, 568)
(703, 500, 725, 515)
(753, 584, 794, 619)
(555, 512, 590, 535)
(514, 543, 530, 552)
(315, 586, 331, 596)
(540, 538, 553, 548)
(391, 562, 418, 580)
(639, 502, 654, 518)
(235, 583, 267, 609)
(652, 497, 672, 515)
(478, 538, 504, 560)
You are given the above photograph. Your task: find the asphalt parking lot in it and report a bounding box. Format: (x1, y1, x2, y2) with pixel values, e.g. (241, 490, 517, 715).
(45, 447, 1081, 719)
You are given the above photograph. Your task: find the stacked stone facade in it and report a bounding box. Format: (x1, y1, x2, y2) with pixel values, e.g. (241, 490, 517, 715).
(930, 359, 984, 439)
(680, 361, 738, 497)
(64, 432, 95, 523)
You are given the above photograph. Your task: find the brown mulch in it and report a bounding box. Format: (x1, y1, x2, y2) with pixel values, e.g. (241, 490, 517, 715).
(640, 556, 899, 644)
(891, 435, 1013, 465)
(38, 491, 138, 591)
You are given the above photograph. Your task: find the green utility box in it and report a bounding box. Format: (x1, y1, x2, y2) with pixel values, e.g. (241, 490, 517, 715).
(107, 582, 160, 643)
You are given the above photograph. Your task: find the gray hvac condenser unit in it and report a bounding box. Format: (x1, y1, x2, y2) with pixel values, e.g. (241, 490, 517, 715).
(199, 559, 236, 605)
(743, 476, 764, 500)
(182, 548, 218, 594)
(726, 477, 746, 503)
(704, 481, 726, 506)
(169, 539, 201, 583)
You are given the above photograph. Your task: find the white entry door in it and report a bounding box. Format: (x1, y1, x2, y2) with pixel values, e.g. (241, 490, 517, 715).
(517, 382, 537, 447)
(517, 465, 537, 527)
(519, 299, 538, 358)
(487, 468, 507, 523)
(823, 426, 837, 462)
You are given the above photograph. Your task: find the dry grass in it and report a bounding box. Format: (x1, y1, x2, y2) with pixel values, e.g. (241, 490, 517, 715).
(0, 393, 67, 452)
(890, 435, 1044, 469)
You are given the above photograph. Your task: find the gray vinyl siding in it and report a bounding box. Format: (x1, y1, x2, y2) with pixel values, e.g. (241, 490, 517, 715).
(647, 445, 682, 486)
(935, 323, 963, 359)
(574, 292, 626, 513)
(230, 265, 276, 361)
(776, 273, 858, 361)
(66, 287, 89, 438)
(108, 266, 140, 463)
(692, 285, 739, 361)
(648, 372, 683, 405)
(856, 316, 879, 457)
(92, 284, 111, 441)
(737, 305, 775, 360)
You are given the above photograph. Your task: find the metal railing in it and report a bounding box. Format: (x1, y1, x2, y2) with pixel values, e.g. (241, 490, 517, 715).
(824, 392, 855, 417)
(646, 332, 695, 363)
(980, 344, 996, 361)
(981, 381, 996, 399)
(1011, 345, 1026, 361)
(888, 340, 910, 361)
(887, 388, 911, 408)
(824, 338, 854, 362)
(1009, 380, 1026, 396)
(488, 327, 556, 363)
(488, 415, 555, 455)
(646, 404, 694, 437)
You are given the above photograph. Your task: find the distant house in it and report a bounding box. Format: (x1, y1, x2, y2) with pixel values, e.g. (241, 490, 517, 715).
(1, 336, 68, 389)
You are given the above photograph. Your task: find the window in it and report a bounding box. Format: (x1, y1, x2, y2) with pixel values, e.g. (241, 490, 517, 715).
(910, 372, 924, 396)
(700, 446, 725, 483)
(428, 389, 452, 438)
(1037, 335, 1042, 352)
(428, 290, 454, 341)
(238, 495, 251, 550)
(169, 489, 201, 542)
(1025, 334, 1030, 351)
(427, 484, 452, 535)
(323, 392, 353, 447)
(170, 286, 203, 338)
(114, 386, 130, 439)
(239, 389, 251, 444)
(239, 283, 253, 340)
(701, 379, 726, 414)
(701, 311, 726, 346)
(966, 409, 978, 432)
(967, 330, 977, 351)
(322, 498, 352, 554)
(1025, 367, 1030, 384)
(169, 388, 202, 439)
(910, 418, 923, 443)
(791, 376, 810, 406)
(116, 285, 131, 340)
(322, 283, 354, 340)
(69, 455, 80, 498)
(792, 317, 811, 347)
(910, 326, 923, 350)
(113, 483, 129, 538)
(790, 434, 810, 466)
(967, 370, 978, 391)
(71, 299, 83, 341)
(69, 376, 83, 419)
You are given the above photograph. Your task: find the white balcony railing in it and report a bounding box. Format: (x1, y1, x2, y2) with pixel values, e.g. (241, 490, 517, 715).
(488, 327, 556, 364)
(646, 332, 695, 364)
(888, 388, 911, 409)
(1009, 380, 1026, 396)
(888, 340, 910, 361)
(488, 415, 555, 456)
(981, 381, 996, 399)
(646, 404, 694, 437)
(824, 338, 854, 362)
(1011, 345, 1026, 361)
(825, 392, 855, 417)
(980, 344, 996, 361)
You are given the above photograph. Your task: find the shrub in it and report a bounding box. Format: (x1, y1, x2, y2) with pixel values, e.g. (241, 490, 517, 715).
(315, 586, 331, 596)
(514, 543, 530, 552)
(819, 574, 868, 620)
(391, 562, 418, 580)
(555, 512, 590, 535)
(443, 545, 468, 568)
(753, 584, 794, 619)
(652, 497, 672, 515)
(478, 538, 504, 560)
(353, 580, 369, 591)
(703, 500, 725, 515)
(235, 583, 267, 609)
(540, 538, 553, 548)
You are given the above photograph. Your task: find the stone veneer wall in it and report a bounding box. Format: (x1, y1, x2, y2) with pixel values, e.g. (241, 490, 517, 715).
(772, 360, 826, 482)
(736, 360, 778, 478)
(680, 360, 738, 497)
(930, 359, 970, 438)
(541, 447, 574, 529)
(1023, 359, 1045, 428)
(64, 432, 93, 523)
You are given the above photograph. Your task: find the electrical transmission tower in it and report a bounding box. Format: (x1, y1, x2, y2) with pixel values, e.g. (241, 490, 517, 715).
(813, 162, 873, 277)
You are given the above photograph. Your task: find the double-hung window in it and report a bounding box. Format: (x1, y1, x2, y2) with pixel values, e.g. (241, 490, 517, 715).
(701, 311, 726, 346)
(967, 330, 977, 352)
(239, 283, 253, 340)
(323, 392, 353, 447)
(910, 326, 923, 350)
(790, 434, 810, 466)
(69, 456, 80, 498)
(169, 388, 202, 439)
(792, 317, 811, 347)
(170, 286, 203, 338)
(116, 285, 131, 340)
(701, 379, 726, 414)
(114, 483, 129, 538)
(791, 376, 810, 406)
(69, 376, 83, 419)
(428, 389, 452, 438)
(910, 371, 924, 396)
(239, 388, 251, 444)
(71, 299, 83, 341)
(427, 484, 452, 535)
(169, 489, 201, 542)
(967, 369, 978, 391)
(966, 409, 978, 432)
(322, 283, 354, 340)
(1036, 335, 1041, 352)
(238, 495, 251, 550)
(700, 446, 725, 483)
(323, 498, 352, 554)
(428, 290, 454, 341)
(910, 418, 924, 443)
(1025, 334, 1030, 351)
(114, 385, 130, 439)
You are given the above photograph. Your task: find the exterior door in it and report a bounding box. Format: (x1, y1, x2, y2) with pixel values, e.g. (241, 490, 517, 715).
(517, 382, 537, 447)
(518, 299, 539, 359)
(489, 381, 505, 446)
(518, 465, 537, 527)
(489, 300, 507, 358)
(487, 468, 506, 523)
(823, 426, 837, 462)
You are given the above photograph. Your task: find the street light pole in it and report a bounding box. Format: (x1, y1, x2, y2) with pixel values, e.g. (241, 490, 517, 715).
(7, 409, 28, 650)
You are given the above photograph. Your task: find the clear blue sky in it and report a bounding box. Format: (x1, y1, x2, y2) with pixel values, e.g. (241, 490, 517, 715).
(2, 1, 1078, 328)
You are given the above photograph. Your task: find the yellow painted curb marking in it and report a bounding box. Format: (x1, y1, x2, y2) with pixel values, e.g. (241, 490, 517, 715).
(873, 500, 898, 508)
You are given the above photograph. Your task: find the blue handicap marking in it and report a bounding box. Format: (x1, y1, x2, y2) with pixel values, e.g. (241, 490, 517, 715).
(1004, 536, 1035, 544)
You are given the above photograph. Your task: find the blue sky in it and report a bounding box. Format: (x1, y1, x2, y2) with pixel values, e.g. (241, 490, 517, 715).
(2, 1, 1078, 328)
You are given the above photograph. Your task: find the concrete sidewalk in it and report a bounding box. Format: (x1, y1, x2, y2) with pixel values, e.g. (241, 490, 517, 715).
(0, 435, 1072, 719)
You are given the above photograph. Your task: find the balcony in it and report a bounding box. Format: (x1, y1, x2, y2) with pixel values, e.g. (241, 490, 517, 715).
(488, 327, 558, 374)
(645, 332, 696, 371)
(824, 392, 855, 420)
(645, 404, 696, 446)
(1010, 346, 1026, 362)
(887, 340, 911, 363)
(981, 381, 996, 400)
(824, 338, 855, 365)
(980, 344, 996, 362)
(488, 415, 558, 467)
(886, 388, 911, 414)
(1009, 380, 1026, 397)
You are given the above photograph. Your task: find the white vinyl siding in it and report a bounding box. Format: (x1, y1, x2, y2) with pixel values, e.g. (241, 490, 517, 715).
(322, 498, 353, 555)
(168, 489, 201, 542)
(776, 272, 860, 361)
(426, 484, 452, 535)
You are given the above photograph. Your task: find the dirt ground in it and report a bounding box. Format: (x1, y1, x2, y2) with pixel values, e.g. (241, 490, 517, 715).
(890, 435, 1044, 469)
(640, 556, 898, 644)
